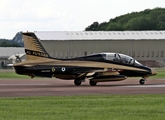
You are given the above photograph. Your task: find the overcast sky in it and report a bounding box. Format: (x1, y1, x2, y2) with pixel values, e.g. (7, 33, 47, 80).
(0, 0, 165, 39)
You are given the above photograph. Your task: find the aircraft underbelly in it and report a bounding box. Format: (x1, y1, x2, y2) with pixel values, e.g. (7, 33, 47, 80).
(54, 74, 75, 80)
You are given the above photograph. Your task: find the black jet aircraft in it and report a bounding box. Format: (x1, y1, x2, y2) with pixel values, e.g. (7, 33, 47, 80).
(13, 32, 157, 86)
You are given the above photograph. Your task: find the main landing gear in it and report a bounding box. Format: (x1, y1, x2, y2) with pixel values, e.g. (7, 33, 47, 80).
(89, 81, 97, 86)
(74, 78, 97, 86)
(74, 77, 86, 86)
(74, 80, 82, 86)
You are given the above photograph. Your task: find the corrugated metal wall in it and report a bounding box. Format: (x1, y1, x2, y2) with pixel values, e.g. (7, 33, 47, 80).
(40, 39, 165, 62)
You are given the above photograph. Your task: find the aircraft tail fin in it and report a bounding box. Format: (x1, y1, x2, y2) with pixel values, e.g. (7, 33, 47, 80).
(22, 32, 52, 60)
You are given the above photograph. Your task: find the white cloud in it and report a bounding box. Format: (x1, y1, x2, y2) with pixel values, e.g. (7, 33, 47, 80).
(0, 0, 165, 38)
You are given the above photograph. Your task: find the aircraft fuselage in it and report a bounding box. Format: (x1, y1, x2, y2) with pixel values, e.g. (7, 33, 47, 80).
(14, 59, 153, 81)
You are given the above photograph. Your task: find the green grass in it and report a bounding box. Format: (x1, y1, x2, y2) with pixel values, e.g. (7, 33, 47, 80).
(0, 95, 165, 120)
(150, 68, 165, 79)
(0, 70, 29, 79)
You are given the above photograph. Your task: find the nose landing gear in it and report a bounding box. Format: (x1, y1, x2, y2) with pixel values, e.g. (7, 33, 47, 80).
(139, 79, 145, 85)
(139, 76, 148, 85)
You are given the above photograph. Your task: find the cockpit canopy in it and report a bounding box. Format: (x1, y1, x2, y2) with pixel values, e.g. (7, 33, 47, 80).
(101, 53, 143, 66)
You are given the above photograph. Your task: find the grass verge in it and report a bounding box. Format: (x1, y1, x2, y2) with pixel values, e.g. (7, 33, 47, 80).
(0, 70, 29, 79)
(151, 68, 165, 79)
(0, 95, 165, 120)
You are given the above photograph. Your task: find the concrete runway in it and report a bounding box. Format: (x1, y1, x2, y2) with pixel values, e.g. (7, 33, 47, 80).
(0, 78, 165, 97)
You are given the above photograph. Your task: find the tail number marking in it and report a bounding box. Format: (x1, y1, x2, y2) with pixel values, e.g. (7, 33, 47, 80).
(25, 49, 49, 58)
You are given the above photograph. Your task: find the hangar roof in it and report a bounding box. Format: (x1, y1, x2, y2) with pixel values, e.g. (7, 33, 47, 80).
(34, 31, 165, 40)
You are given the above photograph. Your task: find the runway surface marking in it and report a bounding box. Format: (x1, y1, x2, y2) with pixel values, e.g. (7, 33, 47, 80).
(122, 84, 165, 87)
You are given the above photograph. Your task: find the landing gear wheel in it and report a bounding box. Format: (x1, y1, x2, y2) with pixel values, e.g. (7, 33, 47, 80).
(89, 81, 97, 86)
(74, 80, 82, 86)
(139, 79, 145, 85)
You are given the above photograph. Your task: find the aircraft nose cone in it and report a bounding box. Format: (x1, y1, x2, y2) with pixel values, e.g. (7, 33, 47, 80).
(151, 69, 157, 76)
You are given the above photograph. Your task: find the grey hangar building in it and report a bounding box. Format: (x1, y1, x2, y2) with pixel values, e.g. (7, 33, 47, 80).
(33, 31, 165, 67)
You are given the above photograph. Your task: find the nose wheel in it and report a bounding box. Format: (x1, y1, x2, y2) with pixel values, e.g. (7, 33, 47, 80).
(139, 78, 146, 85)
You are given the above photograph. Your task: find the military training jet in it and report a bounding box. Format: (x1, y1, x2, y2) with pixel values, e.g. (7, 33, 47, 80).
(13, 32, 157, 86)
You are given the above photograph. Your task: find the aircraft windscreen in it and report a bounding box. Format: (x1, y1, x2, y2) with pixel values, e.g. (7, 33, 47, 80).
(134, 60, 143, 66)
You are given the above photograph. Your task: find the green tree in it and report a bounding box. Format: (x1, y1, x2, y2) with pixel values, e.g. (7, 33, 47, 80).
(123, 17, 156, 30)
(85, 22, 99, 31)
(85, 8, 165, 31)
(1, 41, 10, 47)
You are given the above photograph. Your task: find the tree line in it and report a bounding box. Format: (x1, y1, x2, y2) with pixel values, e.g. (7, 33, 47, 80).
(85, 8, 165, 31)
(0, 40, 21, 47)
